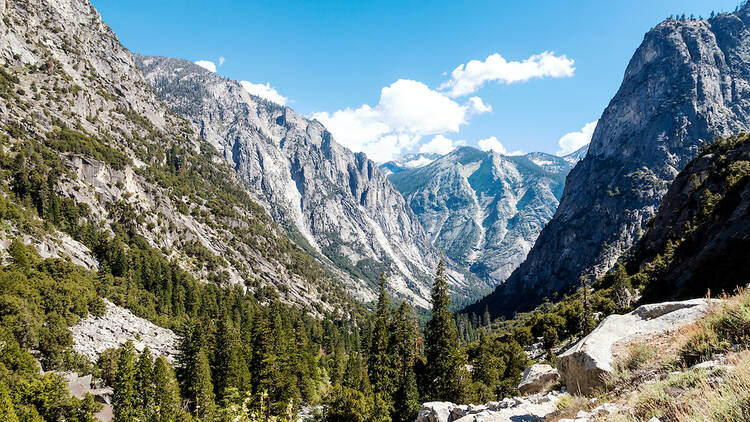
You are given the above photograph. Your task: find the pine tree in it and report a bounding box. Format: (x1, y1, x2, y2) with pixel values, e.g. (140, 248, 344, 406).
(293, 318, 316, 401)
(192, 347, 216, 420)
(113, 340, 140, 422)
(0, 381, 18, 422)
(368, 274, 394, 400)
(213, 313, 247, 402)
(472, 331, 503, 397)
(152, 356, 183, 422)
(136, 347, 156, 419)
(390, 303, 420, 422)
(425, 260, 467, 401)
(343, 352, 366, 391)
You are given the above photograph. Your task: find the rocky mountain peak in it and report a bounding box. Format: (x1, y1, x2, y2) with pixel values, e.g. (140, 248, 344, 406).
(386, 147, 574, 287)
(470, 8, 750, 317)
(136, 56, 484, 307)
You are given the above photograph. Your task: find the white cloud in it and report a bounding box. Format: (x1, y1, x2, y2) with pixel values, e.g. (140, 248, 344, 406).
(218, 56, 226, 66)
(419, 135, 465, 155)
(313, 79, 490, 162)
(477, 136, 508, 154)
(557, 120, 597, 155)
(476, 136, 524, 156)
(240, 81, 289, 106)
(440, 51, 575, 97)
(467, 96, 492, 114)
(195, 60, 217, 73)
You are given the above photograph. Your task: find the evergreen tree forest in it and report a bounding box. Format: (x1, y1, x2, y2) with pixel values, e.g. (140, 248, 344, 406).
(0, 128, 532, 421)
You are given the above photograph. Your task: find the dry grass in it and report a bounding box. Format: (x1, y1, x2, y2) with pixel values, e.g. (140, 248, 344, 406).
(602, 289, 750, 422)
(677, 288, 750, 366)
(675, 351, 750, 421)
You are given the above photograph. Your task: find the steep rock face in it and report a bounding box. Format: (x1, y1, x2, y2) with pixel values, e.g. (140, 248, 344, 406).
(135, 57, 477, 307)
(474, 8, 750, 316)
(632, 134, 750, 301)
(0, 0, 358, 314)
(388, 147, 574, 284)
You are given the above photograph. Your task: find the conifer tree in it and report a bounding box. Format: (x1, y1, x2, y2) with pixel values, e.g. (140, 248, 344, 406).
(192, 347, 216, 420)
(390, 303, 420, 422)
(472, 330, 502, 397)
(368, 274, 394, 399)
(113, 340, 140, 422)
(343, 352, 366, 392)
(293, 318, 316, 401)
(0, 381, 18, 422)
(153, 356, 183, 422)
(136, 347, 155, 419)
(425, 260, 467, 401)
(213, 313, 247, 402)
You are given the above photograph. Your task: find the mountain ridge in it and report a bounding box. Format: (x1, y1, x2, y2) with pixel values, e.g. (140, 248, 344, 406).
(470, 8, 750, 317)
(135, 55, 486, 307)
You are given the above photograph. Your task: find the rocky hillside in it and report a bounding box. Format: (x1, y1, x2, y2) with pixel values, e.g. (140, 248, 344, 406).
(627, 133, 750, 302)
(388, 146, 578, 284)
(0, 0, 359, 314)
(473, 6, 750, 317)
(135, 56, 482, 307)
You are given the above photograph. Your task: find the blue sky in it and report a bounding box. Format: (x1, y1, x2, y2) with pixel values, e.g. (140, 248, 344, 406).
(92, 0, 739, 161)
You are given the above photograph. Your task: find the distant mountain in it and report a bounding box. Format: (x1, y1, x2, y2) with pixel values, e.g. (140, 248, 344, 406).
(471, 6, 750, 317)
(136, 56, 484, 307)
(380, 152, 442, 176)
(385, 146, 577, 285)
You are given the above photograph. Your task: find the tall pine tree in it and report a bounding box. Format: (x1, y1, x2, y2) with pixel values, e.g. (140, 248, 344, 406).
(368, 274, 394, 400)
(192, 347, 216, 420)
(113, 340, 140, 422)
(390, 303, 420, 422)
(152, 356, 183, 422)
(425, 260, 467, 402)
(136, 347, 155, 419)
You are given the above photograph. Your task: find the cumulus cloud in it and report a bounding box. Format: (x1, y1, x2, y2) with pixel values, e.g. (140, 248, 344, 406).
(194, 60, 217, 73)
(419, 135, 465, 155)
(240, 81, 289, 106)
(218, 56, 226, 66)
(467, 96, 492, 114)
(557, 120, 598, 155)
(440, 51, 575, 97)
(476, 136, 524, 156)
(312, 79, 490, 162)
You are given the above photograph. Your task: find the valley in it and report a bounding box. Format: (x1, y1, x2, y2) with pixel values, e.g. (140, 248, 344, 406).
(0, 1, 748, 422)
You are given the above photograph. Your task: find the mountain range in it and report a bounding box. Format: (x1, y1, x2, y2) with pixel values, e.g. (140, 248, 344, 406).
(383, 145, 587, 285)
(134, 56, 484, 308)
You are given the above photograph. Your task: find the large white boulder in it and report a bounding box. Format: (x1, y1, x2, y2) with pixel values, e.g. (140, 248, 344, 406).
(518, 364, 559, 395)
(557, 299, 713, 394)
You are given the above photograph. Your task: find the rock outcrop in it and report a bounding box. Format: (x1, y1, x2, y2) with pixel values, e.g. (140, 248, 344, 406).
(416, 391, 562, 422)
(631, 134, 750, 301)
(71, 300, 179, 362)
(388, 147, 578, 285)
(472, 6, 750, 317)
(518, 364, 559, 395)
(62, 373, 113, 421)
(135, 56, 481, 307)
(557, 299, 713, 394)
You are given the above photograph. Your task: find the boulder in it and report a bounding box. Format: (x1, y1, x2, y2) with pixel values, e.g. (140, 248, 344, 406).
(518, 364, 559, 395)
(557, 299, 713, 394)
(416, 402, 455, 422)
